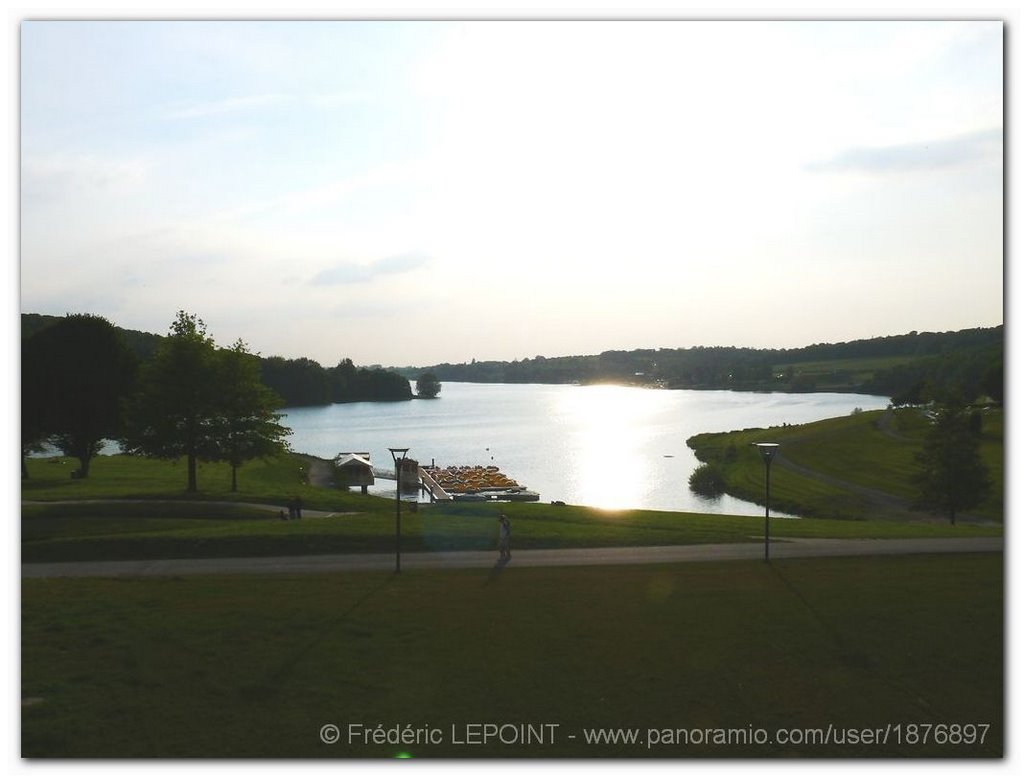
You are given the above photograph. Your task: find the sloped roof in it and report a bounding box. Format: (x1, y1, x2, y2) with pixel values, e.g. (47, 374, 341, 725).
(334, 453, 372, 468)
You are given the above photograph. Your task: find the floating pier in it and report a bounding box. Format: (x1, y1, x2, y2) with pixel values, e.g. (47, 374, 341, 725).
(420, 463, 539, 503)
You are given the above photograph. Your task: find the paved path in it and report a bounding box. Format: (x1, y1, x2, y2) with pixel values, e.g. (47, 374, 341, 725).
(21, 536, 1002, 579)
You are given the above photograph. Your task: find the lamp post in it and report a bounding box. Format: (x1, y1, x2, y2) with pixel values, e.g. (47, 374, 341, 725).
(389, 447, 410, 574)
(753, 443, 779, 562)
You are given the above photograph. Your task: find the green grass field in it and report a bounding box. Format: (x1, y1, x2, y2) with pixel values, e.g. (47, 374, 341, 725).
(22, 490, 1000, 564)
(21, 553, 1002, 758)
(22, 451, 349, 510)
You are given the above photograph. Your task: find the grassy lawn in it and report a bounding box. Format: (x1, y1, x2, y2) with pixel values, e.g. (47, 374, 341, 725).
(21, 452, 358, 511)
(22, 496, 1001, 564)
(21, 553, 1002, 758)
(688, 408, 1004, 522)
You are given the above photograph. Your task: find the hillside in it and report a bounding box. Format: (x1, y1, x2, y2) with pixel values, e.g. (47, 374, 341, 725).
(687, 406, 1004, 523)
(21, 313, 411, 408)
(23, 313, 1002, 404)
(397, 325, 1003, 401)
(21, 312, 164, 361)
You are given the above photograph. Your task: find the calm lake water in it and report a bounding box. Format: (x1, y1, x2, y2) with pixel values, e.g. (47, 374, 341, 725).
(281, 382, 889, 515)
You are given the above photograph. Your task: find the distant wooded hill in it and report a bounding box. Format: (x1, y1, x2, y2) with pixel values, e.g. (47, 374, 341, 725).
(23, 314, 1001, 406)
(396, 326, 1003, 403)
(23, 313, 164, 362)
(21, 313, 412, 408)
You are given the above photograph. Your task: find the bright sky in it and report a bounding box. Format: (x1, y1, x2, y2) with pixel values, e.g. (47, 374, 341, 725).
(19, 18, 1004, 367)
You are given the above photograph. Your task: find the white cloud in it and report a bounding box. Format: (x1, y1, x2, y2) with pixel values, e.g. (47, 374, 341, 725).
(311, 252, 431, 285)
(161, 93, 290, 120)
(21, 154, 149, 201)
(808, 129, 1002, 175)
(161, 90, 372, 120)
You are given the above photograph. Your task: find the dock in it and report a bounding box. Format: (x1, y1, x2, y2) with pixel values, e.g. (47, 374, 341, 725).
(418, 466, 453, 502)
(420, 464, 539, 503)
(345, 459, 538, 503)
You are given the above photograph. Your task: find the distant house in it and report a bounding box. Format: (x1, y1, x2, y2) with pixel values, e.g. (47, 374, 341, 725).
(334, 452, 374, 494)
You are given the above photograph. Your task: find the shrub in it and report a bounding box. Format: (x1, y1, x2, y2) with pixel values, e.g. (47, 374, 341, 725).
(689, 463, 727, 497)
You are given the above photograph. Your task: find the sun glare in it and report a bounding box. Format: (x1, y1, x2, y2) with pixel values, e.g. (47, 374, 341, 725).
(560, 385, 670, 511)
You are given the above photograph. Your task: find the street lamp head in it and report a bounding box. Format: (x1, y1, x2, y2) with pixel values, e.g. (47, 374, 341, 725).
(753, 442, 780, 464)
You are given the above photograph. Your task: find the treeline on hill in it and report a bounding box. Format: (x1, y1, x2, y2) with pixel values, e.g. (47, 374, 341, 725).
(22, 313, 163, 362)
(403, 326, 1003, 404)
(863, 343, 1003, 405)
(22, 313, 412, 407)
(259, 357, 411, 406)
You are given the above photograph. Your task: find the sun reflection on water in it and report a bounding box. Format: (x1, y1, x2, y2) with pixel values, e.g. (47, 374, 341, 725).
(559, 384, 672, 511)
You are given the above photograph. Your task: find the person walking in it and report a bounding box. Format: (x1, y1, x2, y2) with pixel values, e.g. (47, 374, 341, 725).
(497, 513, 511, 562)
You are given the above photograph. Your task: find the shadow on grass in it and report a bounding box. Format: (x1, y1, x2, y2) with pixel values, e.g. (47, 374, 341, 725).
(483, 556, 509, 586)
(769, 562, 951, 721)
(260, 576, 395, 693)
(768, 564, 874, 671)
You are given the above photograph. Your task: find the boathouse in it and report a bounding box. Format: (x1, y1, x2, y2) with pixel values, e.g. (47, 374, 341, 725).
(334, 452, 374, 494)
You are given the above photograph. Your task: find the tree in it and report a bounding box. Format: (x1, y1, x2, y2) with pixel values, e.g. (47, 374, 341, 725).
(210, 340, 291, 491)
(912, 403, 990, 524)
(329, 358, 358, 401)
(891, 380, 928, 408)
(981, 357, 1003, 404)
(259, 356, 332, 406)
(416, 372, 441, 399)
(688, 463, 726, 497)
(21, 345, 49, 479)
(352, 367, 412, 401)
(121, 311, 221, 492)
(21, 314, 137, 478)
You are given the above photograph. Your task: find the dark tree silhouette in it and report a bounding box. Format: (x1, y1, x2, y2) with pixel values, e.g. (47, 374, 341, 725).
(415, 371, 441, 399)
(21, 314, 137, 478)
(913, 403, 991, 524)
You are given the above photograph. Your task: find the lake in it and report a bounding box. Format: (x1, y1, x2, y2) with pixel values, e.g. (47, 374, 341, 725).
(281, 382, 890, 515)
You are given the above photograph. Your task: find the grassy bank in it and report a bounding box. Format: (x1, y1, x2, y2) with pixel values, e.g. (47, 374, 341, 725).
(22, 553, 1002, 758)
(22, 447, 1001, 563)
(22, 496, 1001, 564)
(21, 452, 353, 511)
(687, 407, 1004, 522)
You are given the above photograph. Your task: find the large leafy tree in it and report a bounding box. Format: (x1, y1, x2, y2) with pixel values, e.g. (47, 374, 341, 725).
(210, 339, 291, 491)
(20, 368, 49, 479)
(121, 311, 221, 492)
(416, 371, 441, 399)
(912, 403, 991, 524)
(21, 314, 137, 478)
